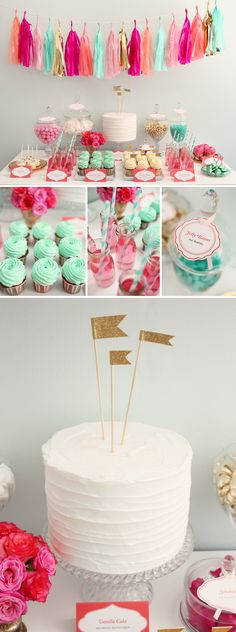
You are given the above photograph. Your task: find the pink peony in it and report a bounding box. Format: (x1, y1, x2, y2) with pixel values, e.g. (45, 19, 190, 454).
(0, 592, 27, 624)
(21, 570, 51, 602)
(33, 189, 48, 203)
(32, 202, 48, 217)
(0, 557, 26, 592)
(33, 547, 56, 576)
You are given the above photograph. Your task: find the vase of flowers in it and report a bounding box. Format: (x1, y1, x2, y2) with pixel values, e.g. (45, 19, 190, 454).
(81, 131, 105, 154)
(0, 522, 57, 631)
(97, 187, 137, 220)
(11, 188, 57, 229)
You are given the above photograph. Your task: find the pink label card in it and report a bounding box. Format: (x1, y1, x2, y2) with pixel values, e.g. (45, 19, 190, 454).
(175, 217, 221, 260)
(173, 168, 195, 183)
(46, 169, 68, 182)
(10, 165, 32, 179)
(134, 168, 156, 183)
(84, 169, 107, 182)
(198, 576, 236, 619)
(76, 601, 149, 632)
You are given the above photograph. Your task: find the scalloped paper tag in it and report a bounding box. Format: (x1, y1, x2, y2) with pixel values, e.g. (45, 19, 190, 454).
(198, 576, 236, 619)
(84, 169, 107, 182)
(76, 602, 149, 632)
(10, 165, 32, 179)
(174, 216, 221, 261)
(134, 168, 156, 182)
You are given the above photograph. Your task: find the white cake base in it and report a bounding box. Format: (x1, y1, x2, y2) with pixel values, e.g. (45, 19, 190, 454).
(103, 113, 137, 143)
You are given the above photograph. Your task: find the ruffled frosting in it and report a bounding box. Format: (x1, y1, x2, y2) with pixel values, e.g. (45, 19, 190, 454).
(150, 199, 160, 216)
(4, 236, 27, 258)
(78, 158, 89, 169)
(32, 258, 60, 285)
(9, 221, 29, 238)
(62, 257, 85, 285)
(143, 224, 160, 247)
(59, 237, 82, 258)
(104, 157, 115, 168)
(33, 239, 58, 259)
(139, 207, 156, 223)
(55, 221, 75, 239)
(0, 257, 26, 287)
(32, 222, 52, 240)
(122, 214, 141, 231)
(90, 159, 103, 168)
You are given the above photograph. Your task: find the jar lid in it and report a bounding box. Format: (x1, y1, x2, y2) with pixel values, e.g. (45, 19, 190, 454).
(39, 116, 56, 123)
(149, 112, 166, 121)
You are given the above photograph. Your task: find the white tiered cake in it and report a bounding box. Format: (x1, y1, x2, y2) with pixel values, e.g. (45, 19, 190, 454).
(42, 422, 192, 575)
(103, 112, 137, 143)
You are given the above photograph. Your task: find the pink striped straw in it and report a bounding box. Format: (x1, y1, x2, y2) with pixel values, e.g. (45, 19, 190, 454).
(129, 243, 153, 293)
(129, 187, 142, 224)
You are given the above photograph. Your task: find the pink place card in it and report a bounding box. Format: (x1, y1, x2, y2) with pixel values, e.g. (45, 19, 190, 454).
(134, 168, 156, 183)
(175, 216, 221, 261)
(76, 601, 149, 632)
(84, 169, 107, 182)
(114, 151, 123, 162)
(10, 165, 32, 179)
(173, 168, 195, 183)
(46, 169, 68, 182)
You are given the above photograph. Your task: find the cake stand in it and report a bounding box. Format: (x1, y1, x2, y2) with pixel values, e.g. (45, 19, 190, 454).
(48, 525, 194, 602)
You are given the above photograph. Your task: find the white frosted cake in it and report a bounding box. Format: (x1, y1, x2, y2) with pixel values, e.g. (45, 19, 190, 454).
(42, 422, 192, 575)
(103, 113, 137, 143)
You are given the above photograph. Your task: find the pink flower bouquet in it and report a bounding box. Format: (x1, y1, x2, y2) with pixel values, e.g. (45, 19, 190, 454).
(0, 522, 57, 624)
(81, 131, 105, 151)
(97, 187, 137, 204)
(11, 188, 57, 217)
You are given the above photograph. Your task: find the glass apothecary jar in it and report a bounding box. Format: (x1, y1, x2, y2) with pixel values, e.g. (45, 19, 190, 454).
(170, 103, 188, 143)
(181, 556, 236, 632)
(144, 104, 169, 149)
(64, 101, 93, 137)
(34, 107, 62, 150)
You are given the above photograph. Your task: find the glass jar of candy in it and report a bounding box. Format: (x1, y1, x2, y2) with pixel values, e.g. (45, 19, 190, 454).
(144, 104, 169, 150)
(34, 107, 62, 151)
(100, 210, 118, 252)
(142, 250, 160, 296)
(181, 556, 236, 632)
(170, 103, 188, 143)
(117, 270, 147, 296)
(64, 101, 93, 138)
(88, 238, 115, 288)
(116, 225, 137, 271)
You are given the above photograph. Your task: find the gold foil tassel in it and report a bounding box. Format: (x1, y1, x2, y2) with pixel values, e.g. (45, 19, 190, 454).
(52, 22, 66, 76)
(119, 24, 130, 70)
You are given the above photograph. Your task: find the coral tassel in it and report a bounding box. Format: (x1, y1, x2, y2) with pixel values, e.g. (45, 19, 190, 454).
(141, 19, 153, 75)
(18, 11, 34, 68)
(154, 18, 167, 72)
(178, 8, 191, 65)
(93, 26, 105, 79)
(128, 20, 141, 76)
(33, 18, 43, 70)
(65, 21, 80, 76)
(9, 10, 20, 64)
(165, 16, 180, 67)
(79, 23, 93, 76)
(191, 6, 204, 61)
(106, 29, 120, 78)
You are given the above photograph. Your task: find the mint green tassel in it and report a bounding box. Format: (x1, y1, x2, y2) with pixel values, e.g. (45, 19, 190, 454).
(93, 27, 105, 78)
(154, 20, 167, 72)
(212, 5, 224, 53)
(43, 21, 54, 74)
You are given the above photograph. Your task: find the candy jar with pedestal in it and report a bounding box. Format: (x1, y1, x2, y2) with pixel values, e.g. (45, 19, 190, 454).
(88, 238, 115, 288)
(144, 104, 169, 152)
(64, 101, 93, 148)
(34, 107, 62, 153)
(116, 225, 137, 271)
(168, 190, 232, 293)
(170, 103, 188, 143)
(213, 442, 236, 524)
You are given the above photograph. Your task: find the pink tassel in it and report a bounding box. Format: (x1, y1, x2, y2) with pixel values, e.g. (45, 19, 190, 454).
(141, 18, 153, 75)
(106, 29, 120, 78)
(65, 22, 80, 76)
(33, 18, 43, 70)
(178, 9, 191, 65)
(79, 23, 93, 76)
(9, 10, 20, 64)
(18, 11, 34, 67)
(165, 16, 180, 67)
(128, 20, 141, 76)
(191, 6, 205, 61)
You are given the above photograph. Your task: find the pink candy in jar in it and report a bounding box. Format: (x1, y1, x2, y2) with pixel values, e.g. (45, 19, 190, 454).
(116, 225, 137, 271)
(35, 116, 62, 146)
(88, 238, 115, 288)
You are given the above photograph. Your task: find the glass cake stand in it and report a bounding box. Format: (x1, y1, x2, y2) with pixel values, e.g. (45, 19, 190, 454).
(48, 525, 194, 602)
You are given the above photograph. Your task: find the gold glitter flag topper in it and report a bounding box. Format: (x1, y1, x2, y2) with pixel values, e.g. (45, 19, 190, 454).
(91, 315, 127, 340)
(110, 351, 131, 366)
(139, 330, 175, 346)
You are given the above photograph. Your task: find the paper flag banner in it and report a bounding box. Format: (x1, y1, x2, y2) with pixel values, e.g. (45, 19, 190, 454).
(212, 628, 232, 632)
(110, 350, 131, 365)
(139, 330, 175, 346)
(91, 315, 127, 339)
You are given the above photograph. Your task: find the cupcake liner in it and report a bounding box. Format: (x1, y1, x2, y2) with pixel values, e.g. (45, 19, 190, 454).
(33, 282, 53, 294)
(62, 277, 84, 294)
(55, 235, 61, 246)
(59, 255, 67, 266)
(19, 250, 29, 264)
(140, 222, 148, 230)
(4, 278, 26, 296)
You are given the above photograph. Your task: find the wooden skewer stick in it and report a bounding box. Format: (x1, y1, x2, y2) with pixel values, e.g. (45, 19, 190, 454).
(111, 364, 115, 452)
(93, 339, 105, 440)
(121, 339, 142, 445)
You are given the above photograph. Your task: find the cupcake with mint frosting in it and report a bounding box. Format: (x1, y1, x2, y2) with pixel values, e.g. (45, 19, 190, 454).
(142, 224, 160, 252)
(104, 154, 115, 177)
(139, 206, 157, 230)
(33, 239, 58, 261)
(58, 237, 82, 266)
(0, 258, 26, 295)
(32, 221, 52, 243)
(32, 257, 60, 293)
(9, 221, 30, 244)
(121, 214, 141, 232)
(55, 221, 75, 245)
(62, 257, 85, 294)
(78, 155, 89, 177)
(4, 236, 28, 263)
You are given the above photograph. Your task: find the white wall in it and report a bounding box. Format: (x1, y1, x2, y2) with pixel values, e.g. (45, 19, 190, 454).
(0, 0, 236, 167)
(1, 297, 236, 551)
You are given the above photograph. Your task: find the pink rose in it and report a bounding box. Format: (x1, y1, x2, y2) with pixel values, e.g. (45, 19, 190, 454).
(32, 202, 47, 217)
(0, 592, 27, 624)
(0, 557, 26, 592)
(33, 547, 56, 576)
(33, 189, 48, 203)
(4, 531, 39, 562)
(21, 570, 51, 602)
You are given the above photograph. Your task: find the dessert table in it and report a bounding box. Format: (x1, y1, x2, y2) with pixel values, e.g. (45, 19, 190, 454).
(23, 550, 235, 632)
(0, 151, 235, 186)
(88, 196, 160, 297)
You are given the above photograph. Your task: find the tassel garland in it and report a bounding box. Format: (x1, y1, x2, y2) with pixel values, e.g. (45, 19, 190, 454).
(141, 19, 153, 75)
(212, 3, 224, 53)
(43, 20, 54, 74)
(203, 7, 213, 55)
(154, 18, 167, 72)
(178, 9, 191, 64)
(18, 11, 33, 67)
(9, 10, 20, 64)
(128, 20, 141, 76)
(191, 6, 204, 61)
(65, 22, 80, 76)
(52, 23, 66, 76)
(33, 18, 43, 70)
(106, 29, 120, 78)
(119, 24, 129, 70)
(165, 17, 180, 67)
(93, 26, 105, 78)
(79, 23, 93, 75)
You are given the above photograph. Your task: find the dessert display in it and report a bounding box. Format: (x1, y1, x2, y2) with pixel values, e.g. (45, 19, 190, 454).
(144, 104, 169, 149)
(103, 112, 137, 143)
(58, 237, 82, 265)
(34, 108, 62, 148)
(170, 104, 188, 143)
(9, 146, 46, 171)
(9, 220, 29, 242)
(31, 257, 60, 293)
(43, 421, 192, 575)
(55, 221, 76, 244)
(123, 150, 163, 179)
(4, 236, 28, 263)
(0, 257, 26, 295)
(193, 144, 216, 162)
(62, 256, 86, 294)
(32, 221, 52, 242)
(201, 156, 231, 178)
(33, 238, 58, 260)
(78, 150, 115, 179)
(64, 101, 93, 137)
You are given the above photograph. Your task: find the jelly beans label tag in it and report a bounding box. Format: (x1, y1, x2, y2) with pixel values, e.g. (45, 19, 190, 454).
(198, 576, 236, 616)
(10, 166, 32, 179)
(46, 169, 68, 182)
(134, 168, 156, 182)
(174, 217, 221, 260)
(76, 602, 149, 632)
(84, 169, 107, 182)
(173, 168, 195, 182)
